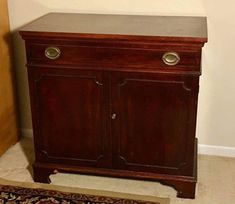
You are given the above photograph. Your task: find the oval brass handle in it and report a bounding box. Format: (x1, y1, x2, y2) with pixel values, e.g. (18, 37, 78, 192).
(162, 52, 180, 66)
(111, 113, 117, 120)
(45, 47, 61, 60)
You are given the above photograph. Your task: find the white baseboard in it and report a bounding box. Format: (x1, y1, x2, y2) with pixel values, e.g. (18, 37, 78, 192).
(20, 128, 235, 158)
(198, 144, 235, 158)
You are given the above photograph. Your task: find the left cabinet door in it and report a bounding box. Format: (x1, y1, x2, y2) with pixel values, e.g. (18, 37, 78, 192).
(28, 67, 111, 168)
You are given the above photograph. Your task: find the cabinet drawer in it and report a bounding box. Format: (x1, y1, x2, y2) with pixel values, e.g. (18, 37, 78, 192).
(26, 43, 201, 72)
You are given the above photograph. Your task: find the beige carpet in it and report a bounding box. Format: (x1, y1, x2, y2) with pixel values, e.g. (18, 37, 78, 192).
(0, 137, 235, 204)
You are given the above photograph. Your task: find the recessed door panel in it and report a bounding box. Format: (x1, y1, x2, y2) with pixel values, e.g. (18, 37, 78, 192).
(112, 73, 198, 175)
(28, 68, 110, 167)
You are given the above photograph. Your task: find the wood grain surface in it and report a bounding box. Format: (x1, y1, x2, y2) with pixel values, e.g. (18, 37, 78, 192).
(0, 0, 19, 155)
(20, 13, 207, 43)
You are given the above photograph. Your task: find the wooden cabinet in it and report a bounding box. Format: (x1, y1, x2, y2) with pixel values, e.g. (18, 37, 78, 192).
(20, 13, 207, 198)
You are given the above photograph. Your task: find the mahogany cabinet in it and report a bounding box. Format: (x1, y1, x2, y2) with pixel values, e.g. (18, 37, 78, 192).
(20, 13, 207, 198)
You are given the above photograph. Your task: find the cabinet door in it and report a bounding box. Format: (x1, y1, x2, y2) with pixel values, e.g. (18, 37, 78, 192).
(111, 72, 199, 175)
(28, 68, 111, 168)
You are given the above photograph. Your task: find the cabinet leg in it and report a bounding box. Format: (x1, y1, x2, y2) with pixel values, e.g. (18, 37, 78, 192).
(164, 180, 196, 199)
(33, 164, 53, 183)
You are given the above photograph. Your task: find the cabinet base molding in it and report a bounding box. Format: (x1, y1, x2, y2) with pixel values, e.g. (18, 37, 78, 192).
(33, 138, 197, 199)
(33, 138, 198, 199)
(33, 139, 198, 198)
(33, 162, 196, 198)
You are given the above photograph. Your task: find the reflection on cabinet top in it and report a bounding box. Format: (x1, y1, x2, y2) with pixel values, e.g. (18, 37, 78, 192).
(20, 13, 207, 43)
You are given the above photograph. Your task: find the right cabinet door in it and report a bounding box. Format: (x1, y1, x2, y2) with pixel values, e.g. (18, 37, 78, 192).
(111, 72, 199, 176)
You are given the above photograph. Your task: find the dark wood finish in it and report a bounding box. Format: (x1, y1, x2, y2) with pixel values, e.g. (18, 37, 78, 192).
(20, 13, 207, 199)
(111, 73, 199, 176)
(26, 42, 201, 72)
(28, 68, 111, 168)
(20, 13, 207, 43)
(33, 163, 55, 183)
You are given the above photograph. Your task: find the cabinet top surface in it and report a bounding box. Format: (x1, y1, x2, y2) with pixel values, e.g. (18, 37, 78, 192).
(20, 13, 207, 42)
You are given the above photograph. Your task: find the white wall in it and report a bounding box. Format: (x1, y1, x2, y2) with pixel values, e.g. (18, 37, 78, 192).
(197, 0, 235, 148)
(6, 0, 235, 153)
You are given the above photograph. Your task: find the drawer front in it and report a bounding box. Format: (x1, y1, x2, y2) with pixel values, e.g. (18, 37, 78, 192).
(26, 43, 201, 73)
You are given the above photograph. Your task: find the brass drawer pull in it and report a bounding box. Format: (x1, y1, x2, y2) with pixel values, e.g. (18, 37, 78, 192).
(45, 47, 61, 60)
(162, 52, 180, 66)
(111, 113, 117, 120)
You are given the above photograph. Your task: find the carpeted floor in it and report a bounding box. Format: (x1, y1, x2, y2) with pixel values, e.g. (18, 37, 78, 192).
(0, 137, 235, 204)
(0, 179, 169, 204)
